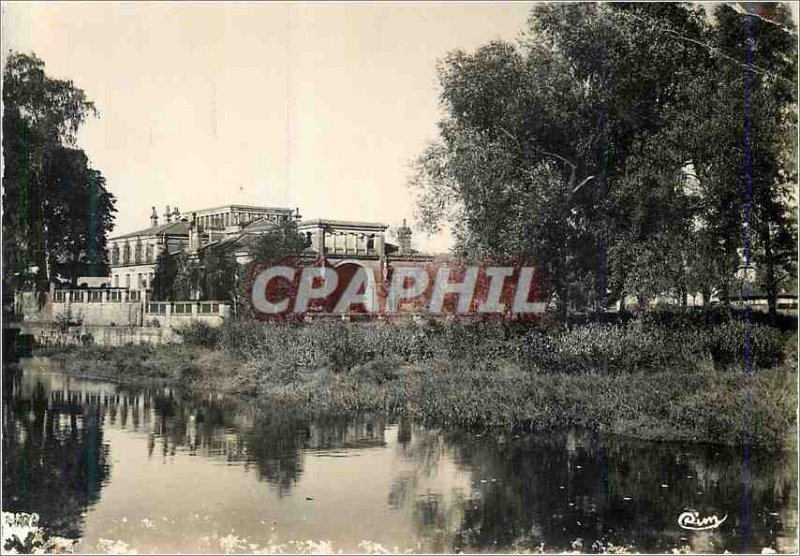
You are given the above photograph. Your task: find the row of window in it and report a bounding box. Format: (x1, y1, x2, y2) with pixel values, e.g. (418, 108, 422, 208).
(322, 233, 377, 253)
(112, 273, 155, 289)
(53, 290, 141, 303)
(146, 302, 220, 315)
(197, 211, 288, 230)
(111, 242, 155, 265)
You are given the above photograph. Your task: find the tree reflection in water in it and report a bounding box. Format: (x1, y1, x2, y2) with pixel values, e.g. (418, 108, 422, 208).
(3, 364, 796, 553)
(431, 429, 797, 553)
(2, 366, 110, 539)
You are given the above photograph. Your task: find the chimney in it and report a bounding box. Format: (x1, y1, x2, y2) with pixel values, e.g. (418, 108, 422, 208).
(165, 205, 171, 224)
(173, 206, 181, 221)
(150, 206, 159, 227)
(189, 212, 200, 251)
(397, 219, 413, 254)
(294, 207, 302, 221)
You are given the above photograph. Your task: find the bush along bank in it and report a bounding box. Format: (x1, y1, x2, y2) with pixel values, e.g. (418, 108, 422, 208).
(38, 315, 796, 450)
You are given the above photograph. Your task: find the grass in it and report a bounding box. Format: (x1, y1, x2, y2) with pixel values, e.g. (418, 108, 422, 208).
(36, 315, 797, 450)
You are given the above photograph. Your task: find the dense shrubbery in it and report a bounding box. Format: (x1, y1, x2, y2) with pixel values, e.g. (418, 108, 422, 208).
(640, 305, 797, 333)
(180, 318, 788, 380)
(176, 321, 222, 348)
(43, 315, 795, 449)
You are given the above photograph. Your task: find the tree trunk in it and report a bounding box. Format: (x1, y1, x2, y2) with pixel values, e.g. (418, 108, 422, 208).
(761, 223, 778, 325)
(720, 281, 731, 308)
(701, 285, 711, 325)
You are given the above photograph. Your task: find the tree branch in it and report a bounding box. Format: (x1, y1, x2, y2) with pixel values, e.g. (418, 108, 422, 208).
(497, 125, 576, 170)
(571, 175, 595, 195)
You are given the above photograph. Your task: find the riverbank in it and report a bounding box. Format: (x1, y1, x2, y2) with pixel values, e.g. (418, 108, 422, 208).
(35, 316, 797, 450)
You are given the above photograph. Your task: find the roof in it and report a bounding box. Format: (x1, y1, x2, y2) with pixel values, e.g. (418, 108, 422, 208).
(297, 219, 388, 231)
(197, 231, 316, 257)
(241, 219, 283, 233)
(110, 220, 190, 241)
(186, 204, 295, 215)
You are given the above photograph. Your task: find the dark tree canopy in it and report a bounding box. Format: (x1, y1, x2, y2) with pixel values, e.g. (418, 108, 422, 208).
(411, 3, 797, 320)
(3, 52, 117, 290)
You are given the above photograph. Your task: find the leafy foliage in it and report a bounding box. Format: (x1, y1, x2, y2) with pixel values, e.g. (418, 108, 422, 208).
(411, 4, 797, 321)
(150, 249, 196, 301)
(246, 220, 309, 263)
(2, 52, 116, 290)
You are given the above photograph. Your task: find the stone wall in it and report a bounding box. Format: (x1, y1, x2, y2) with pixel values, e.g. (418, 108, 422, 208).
(15, 290, 229, 332)
(22, 322, 180, 347)
(15, 290, 143, 326)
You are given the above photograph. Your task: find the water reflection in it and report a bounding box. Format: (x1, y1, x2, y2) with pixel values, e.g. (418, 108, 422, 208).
(2, 359, 796, 554)
(2, 365, 110, 539)
(439, 430, 797, 553)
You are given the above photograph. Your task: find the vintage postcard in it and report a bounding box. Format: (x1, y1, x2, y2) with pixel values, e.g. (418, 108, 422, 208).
(1, 1, 798, 554)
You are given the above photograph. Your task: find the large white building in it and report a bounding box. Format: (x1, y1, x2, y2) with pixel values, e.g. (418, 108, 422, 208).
(105, 204, 420, 293)
(106, 204, 296, 290)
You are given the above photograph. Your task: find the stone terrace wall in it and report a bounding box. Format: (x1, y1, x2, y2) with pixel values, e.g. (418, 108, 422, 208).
(22, 323, 180, 347)
(15, 291, 229, 329)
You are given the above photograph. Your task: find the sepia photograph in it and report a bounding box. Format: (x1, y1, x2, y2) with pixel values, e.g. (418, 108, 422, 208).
(1, 1, 798, 554)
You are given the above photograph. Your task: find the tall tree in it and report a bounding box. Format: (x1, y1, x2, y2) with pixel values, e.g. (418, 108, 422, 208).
(3, 52, 116, 290)
(41, 148, 116, 283)
(411, 3, 796, 319)
(198, 245, 239, 302)
(246, 220, 309, 264)
(713, 4, 797, 322)
(150, 250, 197, 301)
(411, 3, 712, 317)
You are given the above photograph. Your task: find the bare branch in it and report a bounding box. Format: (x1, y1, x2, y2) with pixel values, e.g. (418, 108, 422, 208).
(571, 175, 596, 195)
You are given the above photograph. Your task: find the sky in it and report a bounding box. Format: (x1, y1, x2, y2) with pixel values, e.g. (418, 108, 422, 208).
(1, 1, 536, 252)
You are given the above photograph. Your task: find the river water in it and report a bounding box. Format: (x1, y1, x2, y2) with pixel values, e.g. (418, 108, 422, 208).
(2, 358, 797, 554)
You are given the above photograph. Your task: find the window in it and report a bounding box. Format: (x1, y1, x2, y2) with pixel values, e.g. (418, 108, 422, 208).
(138, 273, 143, 289)
(367, 235, 375, 251)
(134, 240, 143, 263)
(108, 291, 122, 302)
(54, 291, 66, 303)
(147, 302, 166, 314)
(174, 302, 192, 315)
(199, 302, 218, 314)
(128, 290, 141, 302)
(146, 244, 154, 262)
(113, 275, 119, 288)
(111, 244, 120, 265)
(88, 290, 103, 303)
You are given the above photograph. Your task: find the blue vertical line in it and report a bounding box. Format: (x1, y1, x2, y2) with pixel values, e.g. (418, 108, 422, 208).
(89, 173, 98, 276)
(596, 42, 609, 523)
(740, 13, 755, 554)
(598, 106, 608, 314)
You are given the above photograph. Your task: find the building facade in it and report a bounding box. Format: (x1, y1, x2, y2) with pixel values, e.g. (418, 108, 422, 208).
(105, 204, 423, 296)
(106, 204, 297, 290)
